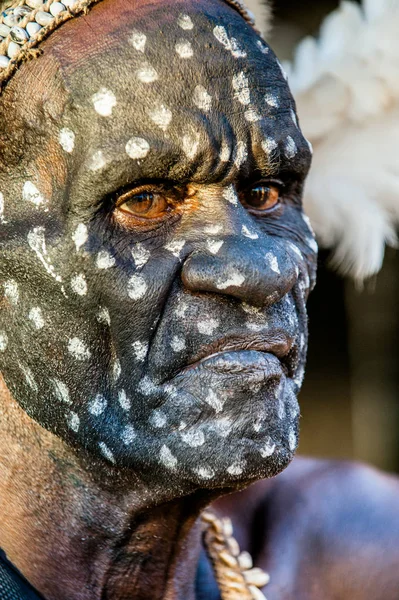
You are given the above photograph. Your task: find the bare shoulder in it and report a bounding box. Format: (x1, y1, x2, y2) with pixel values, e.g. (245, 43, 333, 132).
(215, 457, 399, 600)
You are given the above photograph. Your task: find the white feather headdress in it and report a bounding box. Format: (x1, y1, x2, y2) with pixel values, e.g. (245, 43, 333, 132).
(285, 0, 399, 280)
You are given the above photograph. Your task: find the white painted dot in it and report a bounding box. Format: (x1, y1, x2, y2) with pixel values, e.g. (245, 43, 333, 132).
(244, 108, 261, 122)
(126, 137, 150, 160)
(288, 429, 297, 451)
(204, 223, 223, 235)
(241, 302, 261, 315)
(260, 439, 276, 458)
(96, 251, 115, 270)
(193, 85, 212, 112)
(113, 359, 121, 382)
(242, 225, 258, 239)
(288, 242, 303, 261)
(213, 25, 246, 58)
(89, 394, 107, 416)
(265, 92, 279, 108)
(290, 108, 298, 127)
(227, 461, 245, 476)
(265, 252, 280, 274)
(131, 244, 150, 269)
(138, 375, 157, 396)
(68, 412, 80, 432)
(59, 128, 75, 153)
(219, 143, 231, 162)
(165, 239, 186, 258)
(23, 181, 45, 208)
(180, 429, 205, 447)
(4, 280, 19, 305)
(122, 425, 136, 445)
(88, 150, 107, 172)
(71, 273, 87, 296)
(213, 418, 232, 438)
(175, 40, 193, 58)
(148, 103, 172, 131)
(285, 136, 297, 159)
(150, 410, 167, 428)
(182, 132, 200, 160)
(197, 318, 219, 335)
(132, 340, 148, 361)
(205, 389, 224, 413)
(0, 331, 8, 351)
(307, 237, 319, 253)
(207, 239, 224, 255)
(136, 62, 158, 83)
(177, 13, 194, 30)
(19, 364, 37, 391)
(0, 191, 6, 224)
(234, 141, 248, 169)
(232, 72, 250, 106)
(262, 137, 278, 154)
(222, 184, 238, 206)
(216, 269, 245, 290)
(129, 30, 146, 52)
(72, 223, 88, 251)
(28, 307, 45, 329)
(99, 442, 115, 464)
(127, 274, 148, 300)
(118, 389, 131, 411)
(256, 39, 269, 54)
(67, 338, 91, 361)
(160, 445, 177, 470)
(194, 466, 215, 480)
(28, 227, 62, 283)
(52, 379, 71, 404)
(92, 88, 117, 117)
(170, 336, 186, 352)
(97, 306, 111, 326)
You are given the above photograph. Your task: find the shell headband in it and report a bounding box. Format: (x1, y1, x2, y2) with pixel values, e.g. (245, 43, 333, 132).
(0, 0, 257, 92)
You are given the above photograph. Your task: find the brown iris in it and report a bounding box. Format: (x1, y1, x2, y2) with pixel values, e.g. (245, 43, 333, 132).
(242, 183, 281, 212)
(117, 188, 170, 219)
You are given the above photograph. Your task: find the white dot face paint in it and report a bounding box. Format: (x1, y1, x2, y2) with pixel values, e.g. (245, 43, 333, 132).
(307, 237, 319, 254)
(180, 429, 205, 447)
(260, 439, 276, 458)
(126, 137, 150, 159)
(242, 225, 259, 240)
(285, 136, 297, 159)
(70, 273, 87, 296)
(88, 394, 107, 416)
(232, 72, 250, 106)
(132, 340, 148, 361)
(4, 280, 19, 305)
(131, 244, 150, 269)
(127, 274, 148, 300)
(96, 251, 115, 270)
(165, 239, 186, 258)
(175, 40, 193, 58)
(91, 88, 117, 117)
(256, 39, 269, 54)
(262, 137, 278, 154)
(194, 466, 215, 480)
(148, 103, 172, 131)
(72, 223, 88, 252)
(52, 379, 71, 405)
(222, 184, 238, 206)
(19, 364, 37, 392)
(170, 336, 186, 352)
(118, 389, 131, 411)
(290, 108, 298, 127)
(136, 63, 158, 83)
(265, 92, 279, 108)
(27, 227, 62, 283)
(99, 442, 116, 464)
(97, 306, 111, 326)
(68, 412, 80, 433)
(122, 425, 136, 445)
(129, 30, 147, 52)
(59, 128, 75, 153)
(67, 338, 91, 361)
(234, 141, 248, 169)
(88, 150, 107, 172)
(244, 108, 261, 123)
(138, 375, 157, 396)
(216, 269, 245, 291)
(227, 462, 245, 476)
(160, 445, 177, 470)
(23, 181, 46, 209)
(0, 331, 8, 352)
(206, 239, 224, 255)
(28, 307, 45, 329)
(0, 191, 6, 224)
(193, 85, 212, 112)
(265, 252, 280, 274)
(197, 318, 219, 335)
(288, 429, 297, 452)
(219, 143, 231, 162)
(205, 389, 224, 413)
(213, 25, 246, 58)
(112, 359, 121, 382)
(150, 410, 167, 428)
(177, 13, 194, 30)
(182, 132, 200, 160)
(204, 223, 223, 235)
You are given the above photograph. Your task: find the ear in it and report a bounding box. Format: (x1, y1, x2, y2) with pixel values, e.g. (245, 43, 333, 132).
(244, 0, 273, 36)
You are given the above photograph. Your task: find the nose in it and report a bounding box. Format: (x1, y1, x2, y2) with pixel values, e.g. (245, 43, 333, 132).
(181, 233, 298, 308)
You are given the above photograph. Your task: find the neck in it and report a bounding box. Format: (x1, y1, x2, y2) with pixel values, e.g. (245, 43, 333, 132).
(0, 377, 213, 600)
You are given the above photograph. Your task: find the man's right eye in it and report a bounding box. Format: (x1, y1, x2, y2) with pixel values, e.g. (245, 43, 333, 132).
(117, 188, 170, 220)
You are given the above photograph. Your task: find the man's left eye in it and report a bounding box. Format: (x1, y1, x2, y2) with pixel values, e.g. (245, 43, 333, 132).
(241, 182, 281, 212)
(117, 188, 170, 220)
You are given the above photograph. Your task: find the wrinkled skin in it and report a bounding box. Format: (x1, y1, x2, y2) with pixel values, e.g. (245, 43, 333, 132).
(0, 0, 316, 497)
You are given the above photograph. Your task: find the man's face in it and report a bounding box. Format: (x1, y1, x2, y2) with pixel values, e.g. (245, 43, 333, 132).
(0, 0, 316, 493)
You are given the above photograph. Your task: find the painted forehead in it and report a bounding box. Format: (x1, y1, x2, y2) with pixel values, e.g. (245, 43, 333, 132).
(50, 0, 309, 188)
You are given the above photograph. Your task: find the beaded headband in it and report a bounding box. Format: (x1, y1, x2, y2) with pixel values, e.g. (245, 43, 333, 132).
(0, 0, 257, 92)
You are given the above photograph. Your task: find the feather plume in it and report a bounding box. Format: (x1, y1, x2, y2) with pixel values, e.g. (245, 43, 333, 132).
(286, 0, 399, 280)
